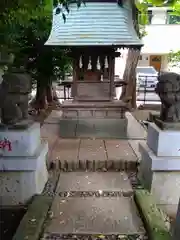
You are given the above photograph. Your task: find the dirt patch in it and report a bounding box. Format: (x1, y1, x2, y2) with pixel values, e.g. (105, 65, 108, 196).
(0, 206, 27, 240)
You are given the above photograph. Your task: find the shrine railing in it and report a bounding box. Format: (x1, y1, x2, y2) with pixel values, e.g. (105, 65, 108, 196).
(56, 81, 73, 101)
(55, 80, 124, 101)
(136, 75, 161, 106)
(55, 77, 161, 106)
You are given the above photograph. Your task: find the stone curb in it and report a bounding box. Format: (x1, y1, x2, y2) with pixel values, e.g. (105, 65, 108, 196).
(134, 189, 171, 240)
(12, 195, 53, 240)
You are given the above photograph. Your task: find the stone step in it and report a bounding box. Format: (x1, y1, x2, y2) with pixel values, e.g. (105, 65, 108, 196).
(49, 159, 138, 172)
(42, 197, 146, 238)
(55, 172, 133, 197)
(48, 139, 138, 171)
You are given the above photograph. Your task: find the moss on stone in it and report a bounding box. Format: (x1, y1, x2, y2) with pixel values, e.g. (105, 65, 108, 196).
(135, 189, 171, 240)
(13, 195, 53, 240)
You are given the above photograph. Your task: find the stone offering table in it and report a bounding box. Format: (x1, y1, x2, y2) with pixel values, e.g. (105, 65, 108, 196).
(62, 100, 128, 120)
(0, 122, 48, 205)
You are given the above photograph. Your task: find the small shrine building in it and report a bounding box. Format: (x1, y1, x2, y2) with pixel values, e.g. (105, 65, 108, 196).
(45, 0, 142, 137)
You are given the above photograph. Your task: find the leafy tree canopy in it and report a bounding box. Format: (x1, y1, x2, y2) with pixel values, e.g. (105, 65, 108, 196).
(0, 0, 180, 69)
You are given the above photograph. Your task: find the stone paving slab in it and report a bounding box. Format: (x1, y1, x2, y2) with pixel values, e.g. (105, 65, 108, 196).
(48, 139, 138, 171)
(44, 197, 145, 235)
(41, 123, 60, 139)
(50, 139, 80, 169)
(56, 172, 133, 196)
(104, 140, 138, 170)
(128, 140, 146, 162)
(105, 140, 137, 161)
(79, 139, 107, 162)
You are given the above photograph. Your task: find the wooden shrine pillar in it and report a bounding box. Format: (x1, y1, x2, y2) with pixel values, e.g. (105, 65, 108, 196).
(72, 58, 77, 98)
(109, 55, 115, 100)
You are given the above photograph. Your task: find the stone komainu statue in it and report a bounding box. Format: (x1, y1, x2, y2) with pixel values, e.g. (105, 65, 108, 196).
(0, 68, 31, 125)
(155, 72, 180, 122)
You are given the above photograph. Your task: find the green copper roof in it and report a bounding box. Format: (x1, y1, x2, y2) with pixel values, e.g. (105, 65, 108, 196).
(45, 1, 142, 47)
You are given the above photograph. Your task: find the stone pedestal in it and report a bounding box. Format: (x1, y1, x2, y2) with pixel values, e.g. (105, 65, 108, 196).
(60, 100, 128, 137)
(139, 122, 180, 206)
(61, 100, 128, 119)
(0, 122, 48, 205)
(147, 123, 180, 157)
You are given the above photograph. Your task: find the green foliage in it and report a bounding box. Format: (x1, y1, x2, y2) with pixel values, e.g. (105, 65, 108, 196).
(168, 50, 180, 66)
(135, 1, 149, 38)
(172, 0, 180, 12)
(0, 1, 51, 51)
(1, 0, 180, 77)
(170, 0, 180, 23)
(135, 0, 180, 38)
(0, 0, 72, 82)
(167, 1, 180, 67)
(136, 0, 149, 24)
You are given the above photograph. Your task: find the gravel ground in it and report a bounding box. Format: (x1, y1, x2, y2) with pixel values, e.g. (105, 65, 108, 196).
(41, 233, 148, 240)
(42, 170, 60, 197)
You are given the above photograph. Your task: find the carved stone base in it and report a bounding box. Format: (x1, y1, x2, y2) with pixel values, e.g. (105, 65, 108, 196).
(147, 122, 180, 157)
(61, 100, 128, 119)
(0, 142, 48, 205)
(0, 123, 48, 205)
(0, 122, 41, 157)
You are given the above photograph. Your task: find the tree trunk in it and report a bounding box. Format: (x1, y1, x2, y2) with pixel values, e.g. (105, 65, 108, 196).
(120, 48, 140, 109)
(34, 75, 47, 110)
(46, 82, 59, 105)
(52, 86, 58, 101)
(46, 84, 53, 103)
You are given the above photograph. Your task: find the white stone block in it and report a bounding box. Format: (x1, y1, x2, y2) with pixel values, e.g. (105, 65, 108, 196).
(0, 123, 41, 157)
(139, 142, 180, 205)
(139, 142, 180, 171)
(0, 142, 48, 205)
(147, 123, 180, 157)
